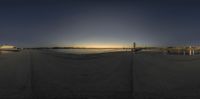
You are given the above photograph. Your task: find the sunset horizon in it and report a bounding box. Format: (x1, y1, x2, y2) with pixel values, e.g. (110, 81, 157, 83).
(2, 0, 200, 99)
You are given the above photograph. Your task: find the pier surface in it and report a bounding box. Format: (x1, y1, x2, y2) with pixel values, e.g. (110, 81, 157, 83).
(1, 50, 200, 98)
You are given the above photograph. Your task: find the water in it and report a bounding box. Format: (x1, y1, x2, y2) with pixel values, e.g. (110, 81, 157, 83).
(0, 51, 13, 54)
(52, 49, 129, 54)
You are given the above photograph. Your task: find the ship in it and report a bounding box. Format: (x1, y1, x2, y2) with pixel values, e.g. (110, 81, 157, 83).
(0, 45, 20, 51)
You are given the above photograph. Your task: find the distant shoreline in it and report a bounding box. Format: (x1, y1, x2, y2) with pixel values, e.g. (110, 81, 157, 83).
(24, 47, 129, 49)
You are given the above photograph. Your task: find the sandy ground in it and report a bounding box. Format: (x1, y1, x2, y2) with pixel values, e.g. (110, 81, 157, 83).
(2, 50, 200, 99)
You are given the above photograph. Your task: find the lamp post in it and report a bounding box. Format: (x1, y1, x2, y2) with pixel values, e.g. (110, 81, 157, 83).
(130, 42, 136, 98)
(132, 42, 136, 52)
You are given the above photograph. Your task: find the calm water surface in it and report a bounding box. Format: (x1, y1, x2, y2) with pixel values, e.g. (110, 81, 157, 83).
(0, 51, 13, 54)
(52, 49, 129, 54)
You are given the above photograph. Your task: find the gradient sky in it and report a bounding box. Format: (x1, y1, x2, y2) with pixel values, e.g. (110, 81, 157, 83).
(1, 0, 200, 47)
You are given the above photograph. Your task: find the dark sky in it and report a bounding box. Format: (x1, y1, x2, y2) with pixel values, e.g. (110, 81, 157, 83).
(1, 0, 200, 47)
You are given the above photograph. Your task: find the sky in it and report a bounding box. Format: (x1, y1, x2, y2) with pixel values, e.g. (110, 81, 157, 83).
(1, 0, 200, 48)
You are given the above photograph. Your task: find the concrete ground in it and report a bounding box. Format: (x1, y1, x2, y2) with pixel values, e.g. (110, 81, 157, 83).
(1, 50, 200, 99)
(133, 52, 200, 99)
(0, 50, 133, 99)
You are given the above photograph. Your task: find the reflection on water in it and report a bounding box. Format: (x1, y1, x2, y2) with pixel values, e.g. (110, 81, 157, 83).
(52, 49, 129, 54)
(0, 51, 13, 54)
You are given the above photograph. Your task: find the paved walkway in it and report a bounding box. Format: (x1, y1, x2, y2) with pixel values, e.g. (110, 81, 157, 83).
(0, 50, 133, 99)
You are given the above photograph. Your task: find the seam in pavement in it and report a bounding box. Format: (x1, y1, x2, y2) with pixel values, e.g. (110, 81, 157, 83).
(130, 52, 135, 98)
(28, 51, 35, 99)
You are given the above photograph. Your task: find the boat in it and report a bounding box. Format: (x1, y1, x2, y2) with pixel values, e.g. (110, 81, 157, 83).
(0, 45, 20, 51)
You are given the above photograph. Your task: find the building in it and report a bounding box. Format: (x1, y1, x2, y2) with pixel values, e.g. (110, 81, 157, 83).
(0, 45, 16, 49)
(165, 46, 199, 56)
(0, 45, 18, 51)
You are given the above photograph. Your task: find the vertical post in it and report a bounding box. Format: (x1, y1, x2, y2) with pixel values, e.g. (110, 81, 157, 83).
(189, 46, 192, 56)
(193, 49, 195, 55)
(132, 42, 136, 52)
(130, 42, 136, 98)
